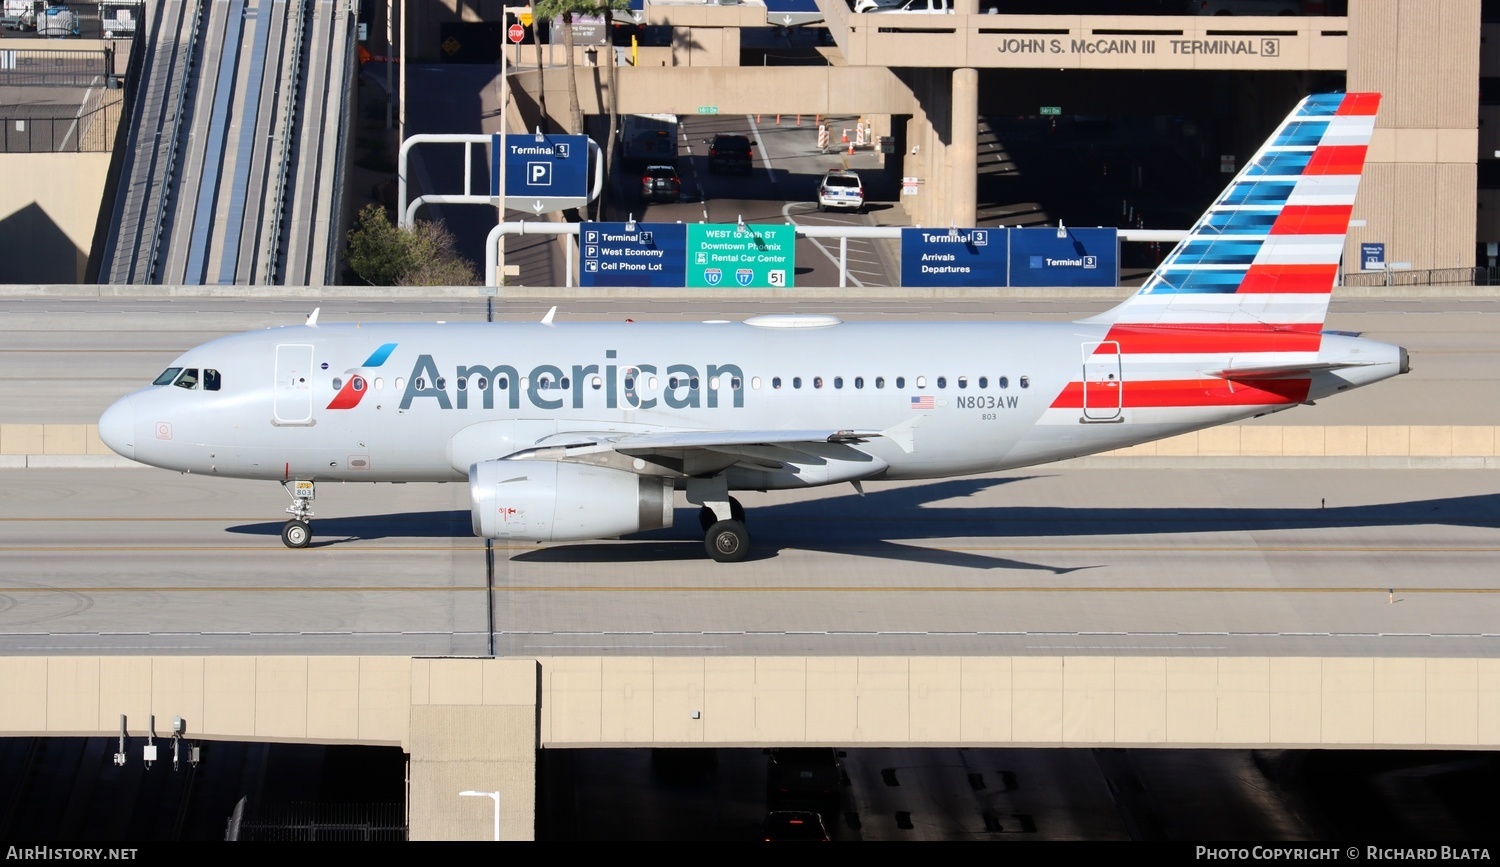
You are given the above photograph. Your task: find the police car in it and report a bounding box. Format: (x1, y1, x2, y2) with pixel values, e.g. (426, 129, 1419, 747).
(816, 170, 865, 212)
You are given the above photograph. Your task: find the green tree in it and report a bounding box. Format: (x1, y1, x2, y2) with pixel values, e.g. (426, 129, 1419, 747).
(344, 204, 478, 286)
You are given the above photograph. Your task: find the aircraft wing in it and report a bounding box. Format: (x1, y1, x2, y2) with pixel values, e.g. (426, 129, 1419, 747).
(609, 429, 882, 450)
(502, 421, 919, 478)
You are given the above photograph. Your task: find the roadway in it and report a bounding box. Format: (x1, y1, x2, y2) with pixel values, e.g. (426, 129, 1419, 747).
(1, 293, 1497, 659)
(2, 462, 1496, 658)
(1, 294, 1496, 424)
(398, 61, 896, 287)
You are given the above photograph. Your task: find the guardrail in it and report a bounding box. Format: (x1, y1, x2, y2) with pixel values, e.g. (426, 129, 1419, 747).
(1342, 266, 1500, 288)
(481, 223, 1187, 289)
(0, 97, 120, 152)
(0, 47, 110, 87)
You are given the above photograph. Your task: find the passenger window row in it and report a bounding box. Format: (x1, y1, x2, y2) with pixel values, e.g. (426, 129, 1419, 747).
(758, 374, 1030, 390)
(332, 373, 1031, 393)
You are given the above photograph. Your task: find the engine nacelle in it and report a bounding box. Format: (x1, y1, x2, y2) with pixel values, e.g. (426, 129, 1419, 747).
(469, 459, 674, 542)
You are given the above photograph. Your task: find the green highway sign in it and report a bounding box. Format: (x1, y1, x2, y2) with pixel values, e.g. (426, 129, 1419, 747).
(1040, 106, 1062, 116)
(687, 223, 794, 288)
(697, 106, 719, 115)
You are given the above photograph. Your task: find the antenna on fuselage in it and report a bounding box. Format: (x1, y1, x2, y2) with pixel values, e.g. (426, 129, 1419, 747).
(305, 308, 320, 327)
(540, 306, 557, 326)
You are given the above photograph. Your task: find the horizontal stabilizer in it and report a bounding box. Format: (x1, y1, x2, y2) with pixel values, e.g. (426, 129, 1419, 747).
(1208, 360, 1380, 380)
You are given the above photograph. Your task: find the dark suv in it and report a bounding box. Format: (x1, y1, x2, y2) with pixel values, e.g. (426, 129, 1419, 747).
(766, 748, 844, 808)
(639, 165, 682, 203)
(708, 134, 753, 174)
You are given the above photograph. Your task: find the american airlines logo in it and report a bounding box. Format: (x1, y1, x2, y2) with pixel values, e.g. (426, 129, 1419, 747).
(326, 343, 398, 409)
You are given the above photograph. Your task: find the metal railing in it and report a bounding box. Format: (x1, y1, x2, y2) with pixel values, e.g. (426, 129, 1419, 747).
(233, 801, 406, 842)
(0, 97, 122, 152)
(0, 48, 111, 87)
(1342, 266, 1500, 288)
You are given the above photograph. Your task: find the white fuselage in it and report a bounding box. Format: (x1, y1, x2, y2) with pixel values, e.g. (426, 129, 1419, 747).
(97, 318, 1407, 489)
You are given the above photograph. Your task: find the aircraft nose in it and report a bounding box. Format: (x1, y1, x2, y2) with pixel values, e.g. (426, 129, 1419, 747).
(98, 396, 135, 460)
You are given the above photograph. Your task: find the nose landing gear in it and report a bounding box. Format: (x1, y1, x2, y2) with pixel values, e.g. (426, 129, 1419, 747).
(281, 480, 315, 548)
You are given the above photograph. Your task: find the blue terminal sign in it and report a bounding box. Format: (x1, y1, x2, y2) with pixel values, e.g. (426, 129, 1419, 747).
(490, 133, 591, 213)
(579, 222, 688, 287)
(1008, 227, 1118, 287)
(900, 227, 1008, 287)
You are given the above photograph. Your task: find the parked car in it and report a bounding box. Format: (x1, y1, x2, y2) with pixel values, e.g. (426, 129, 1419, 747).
(762, 810, 830, 842)
(708, 134, 753, 174)
(639, 164, 682, 203)
(817, 170, 865, 212)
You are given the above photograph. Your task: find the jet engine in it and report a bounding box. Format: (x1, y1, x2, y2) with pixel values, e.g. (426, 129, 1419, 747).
(469, 459, 674, 542)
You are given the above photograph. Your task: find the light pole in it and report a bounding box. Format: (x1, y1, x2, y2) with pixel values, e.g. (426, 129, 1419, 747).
(459, 789, 500, 841)
(498, 12, 509, 286)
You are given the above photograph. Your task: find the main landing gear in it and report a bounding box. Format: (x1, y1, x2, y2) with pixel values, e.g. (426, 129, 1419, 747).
(281, 480, 315, 548)
(697, 497, 748, 563)
(688, 477, 749, 563)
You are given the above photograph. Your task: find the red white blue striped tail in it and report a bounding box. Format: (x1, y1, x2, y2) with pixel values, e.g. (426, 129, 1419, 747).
(1086, 91, 1379, 336)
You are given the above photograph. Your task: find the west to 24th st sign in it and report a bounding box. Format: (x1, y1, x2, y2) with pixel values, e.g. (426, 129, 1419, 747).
(687, 223, 794, 288)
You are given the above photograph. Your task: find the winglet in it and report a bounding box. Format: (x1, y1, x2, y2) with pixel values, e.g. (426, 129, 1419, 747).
(305, 308, 320, 327)
(541, 306, 557, 326)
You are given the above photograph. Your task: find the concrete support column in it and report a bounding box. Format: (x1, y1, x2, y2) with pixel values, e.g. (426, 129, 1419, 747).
(409, 659, 541, 841)
(903, 106, 930, 224)
(950, 67, 978, 229)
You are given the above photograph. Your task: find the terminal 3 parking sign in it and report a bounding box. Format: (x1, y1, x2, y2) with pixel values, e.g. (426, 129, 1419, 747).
(490, 133, 591, 213)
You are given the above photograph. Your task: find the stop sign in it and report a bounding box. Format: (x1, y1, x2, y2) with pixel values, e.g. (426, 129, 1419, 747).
(508, 23, 525, 43)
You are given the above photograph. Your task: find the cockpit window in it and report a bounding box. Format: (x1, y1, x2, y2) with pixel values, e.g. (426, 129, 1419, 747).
(153, 368, 183, 386)
(174, 369, 199, 390)
(204, 369, 221, 391)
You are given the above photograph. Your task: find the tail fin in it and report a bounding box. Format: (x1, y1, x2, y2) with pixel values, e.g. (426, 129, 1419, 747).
(1086, 92, 1380, 332)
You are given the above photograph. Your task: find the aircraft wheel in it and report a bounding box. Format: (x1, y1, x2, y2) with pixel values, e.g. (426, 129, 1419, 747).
(281, 520, 311, 549)
(705, 520, 749, 563)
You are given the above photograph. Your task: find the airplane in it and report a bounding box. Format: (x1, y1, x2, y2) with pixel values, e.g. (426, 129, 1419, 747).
(97, 91, 1406, 563)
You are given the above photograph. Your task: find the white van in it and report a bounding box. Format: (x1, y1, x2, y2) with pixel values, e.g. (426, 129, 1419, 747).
(856, 0, 951, 13)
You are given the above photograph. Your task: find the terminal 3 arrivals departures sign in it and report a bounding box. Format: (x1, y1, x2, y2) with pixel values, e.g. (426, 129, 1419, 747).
(900, 227, 1006, 288)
